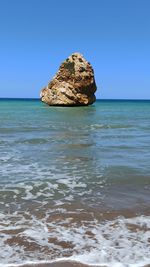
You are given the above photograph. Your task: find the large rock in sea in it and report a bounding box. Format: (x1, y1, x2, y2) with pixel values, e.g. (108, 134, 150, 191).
(40, 52, 97, 106)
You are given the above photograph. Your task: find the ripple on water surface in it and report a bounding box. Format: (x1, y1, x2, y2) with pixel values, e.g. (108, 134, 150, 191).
(0, 100, 150, 266)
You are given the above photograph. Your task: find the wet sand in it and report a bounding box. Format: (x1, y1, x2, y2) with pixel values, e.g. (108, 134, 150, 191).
(9, 262, 150, 267)
(10, 262, 98, 267)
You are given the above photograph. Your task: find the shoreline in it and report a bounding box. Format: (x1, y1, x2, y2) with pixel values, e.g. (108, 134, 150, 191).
(5, 261, 150, 267)
(6, 261, 99, 267)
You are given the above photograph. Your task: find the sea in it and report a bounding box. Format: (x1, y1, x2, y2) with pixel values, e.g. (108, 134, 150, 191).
(0, 99, 150, 267)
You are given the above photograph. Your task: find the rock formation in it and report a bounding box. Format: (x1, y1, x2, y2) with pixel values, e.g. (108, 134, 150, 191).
(40, 52, 97, 106)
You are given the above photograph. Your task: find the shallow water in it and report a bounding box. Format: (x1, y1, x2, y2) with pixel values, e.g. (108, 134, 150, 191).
(0, 99, 150, 267)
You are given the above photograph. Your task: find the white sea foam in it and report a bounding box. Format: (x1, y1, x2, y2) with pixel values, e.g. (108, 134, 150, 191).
(0, 213, 150, 267)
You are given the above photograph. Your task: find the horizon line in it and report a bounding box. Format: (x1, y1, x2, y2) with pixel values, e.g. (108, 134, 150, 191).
(0, 97, 150, 101)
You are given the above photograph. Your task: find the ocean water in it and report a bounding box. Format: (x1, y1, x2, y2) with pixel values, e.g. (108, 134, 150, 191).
(0, 99, 150, 267)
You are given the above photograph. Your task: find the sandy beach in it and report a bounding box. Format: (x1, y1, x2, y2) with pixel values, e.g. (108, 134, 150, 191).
(10, 261, 98, 267)
(9, 262, 150, 267)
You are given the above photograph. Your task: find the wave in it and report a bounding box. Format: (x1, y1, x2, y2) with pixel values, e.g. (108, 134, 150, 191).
(0, 214, 150, 267)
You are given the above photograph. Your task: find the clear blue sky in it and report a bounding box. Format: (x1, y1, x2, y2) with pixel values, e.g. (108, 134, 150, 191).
(0, 0, 150, 99)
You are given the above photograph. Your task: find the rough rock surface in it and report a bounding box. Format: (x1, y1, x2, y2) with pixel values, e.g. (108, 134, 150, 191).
(40, 52, 97, 106)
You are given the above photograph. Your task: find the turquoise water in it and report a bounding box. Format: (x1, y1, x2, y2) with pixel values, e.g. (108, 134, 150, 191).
(0, 99, 150, 266)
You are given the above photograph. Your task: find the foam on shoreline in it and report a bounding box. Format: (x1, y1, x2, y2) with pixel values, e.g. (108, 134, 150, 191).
(1, 215, 150, 267)
(1, 258, 150, 267)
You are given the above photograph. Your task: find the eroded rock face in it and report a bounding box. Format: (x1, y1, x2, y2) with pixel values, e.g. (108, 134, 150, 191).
(40, 52, 97, 106)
